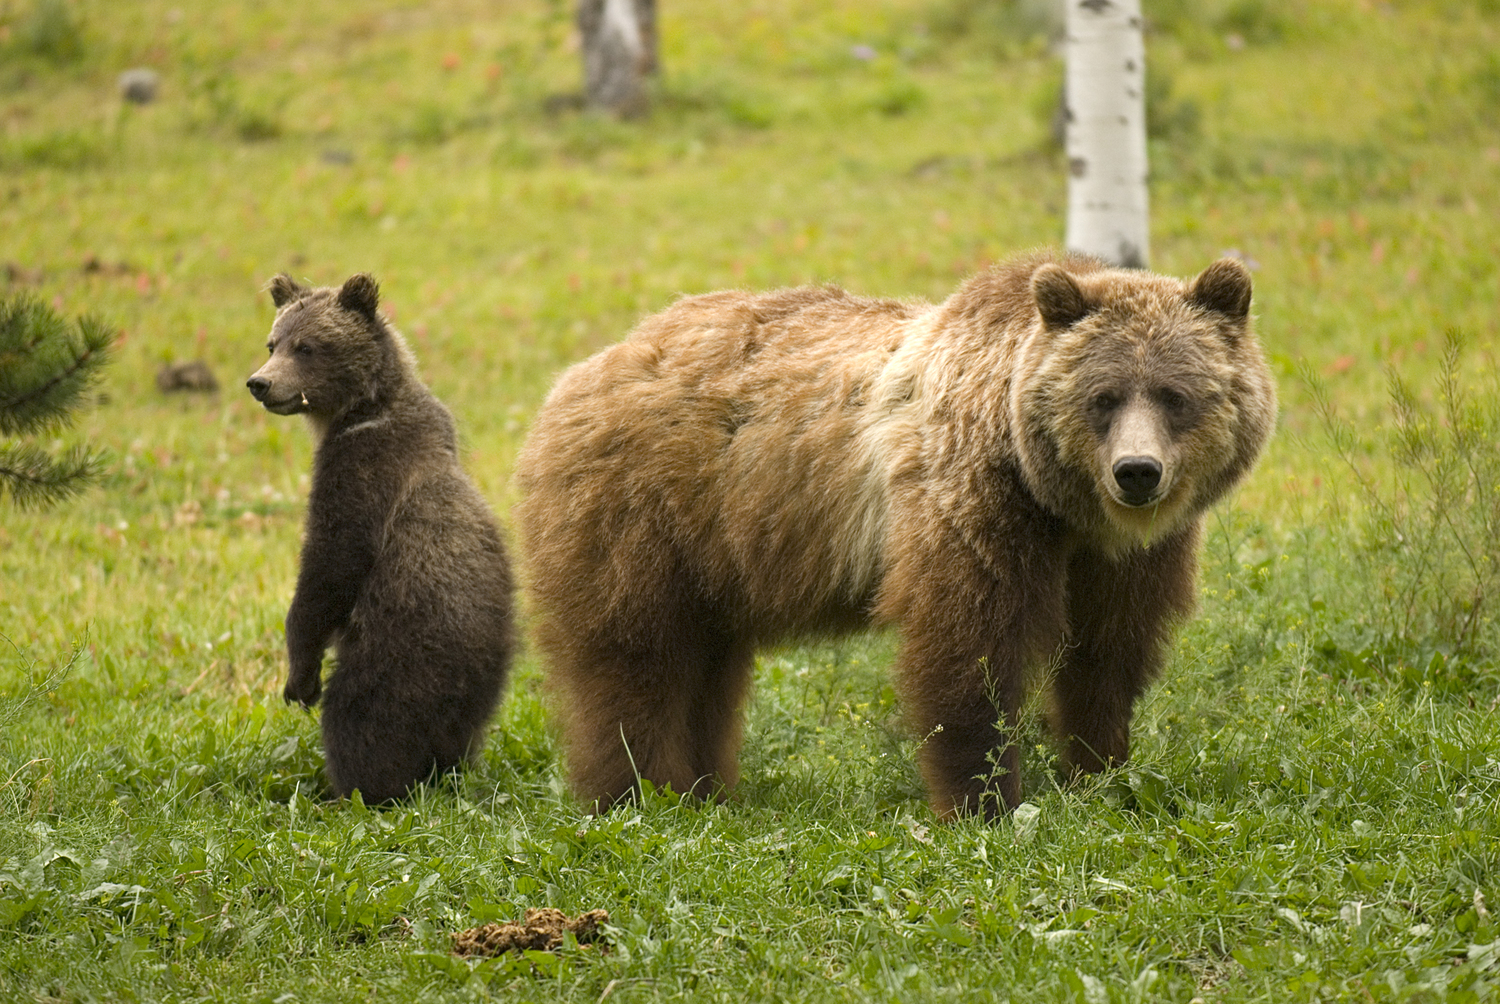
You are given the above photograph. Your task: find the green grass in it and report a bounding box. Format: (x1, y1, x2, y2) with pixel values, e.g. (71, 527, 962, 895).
(3, 0, 1500, 1000)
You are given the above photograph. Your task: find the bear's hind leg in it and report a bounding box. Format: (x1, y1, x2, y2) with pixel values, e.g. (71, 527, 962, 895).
(551, 618, 752, 810)
(320, 684, 438, 804)
(1054, 527, 1199, 776)
(685, 637, 755, 798)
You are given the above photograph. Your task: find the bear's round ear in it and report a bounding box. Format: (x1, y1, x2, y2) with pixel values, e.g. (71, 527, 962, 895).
(1189, 258, 1252, 320)
(1031, 263, 1092, 330)
(267, 273, 307, 308)
(337, 273, 381, 318)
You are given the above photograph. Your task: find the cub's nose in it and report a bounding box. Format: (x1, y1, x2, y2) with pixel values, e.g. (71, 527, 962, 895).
(1112, 456, 1162, 506)
(246, 376, 271, 401)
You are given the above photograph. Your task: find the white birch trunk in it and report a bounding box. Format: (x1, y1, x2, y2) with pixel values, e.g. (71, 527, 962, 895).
(578, 0, 656, 117)
(1064, 0, 1149, 268)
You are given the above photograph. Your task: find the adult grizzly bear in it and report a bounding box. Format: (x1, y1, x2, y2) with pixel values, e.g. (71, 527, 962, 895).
(246, 273, 515, 803)
(515, 251, 1275, 818)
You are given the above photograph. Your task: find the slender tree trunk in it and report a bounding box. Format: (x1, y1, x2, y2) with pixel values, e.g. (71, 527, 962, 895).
(1063, 0, 1149, 268)
(578, 0, 657, 118)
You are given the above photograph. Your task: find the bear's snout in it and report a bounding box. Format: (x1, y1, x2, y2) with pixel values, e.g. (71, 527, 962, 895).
(246, 367, 306, 415)
(1112, 456, 1163, 506)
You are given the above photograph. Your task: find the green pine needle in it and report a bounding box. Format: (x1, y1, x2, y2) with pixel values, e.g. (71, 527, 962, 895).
(0, 293, 115, 438)
(0, 439, 105, 509)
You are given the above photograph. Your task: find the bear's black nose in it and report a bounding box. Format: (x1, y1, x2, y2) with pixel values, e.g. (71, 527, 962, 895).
(246, 376, 271, 401)
(1112, 456, 1162, 505)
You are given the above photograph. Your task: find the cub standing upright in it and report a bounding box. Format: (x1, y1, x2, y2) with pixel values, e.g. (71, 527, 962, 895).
(247, 273, 515, 802)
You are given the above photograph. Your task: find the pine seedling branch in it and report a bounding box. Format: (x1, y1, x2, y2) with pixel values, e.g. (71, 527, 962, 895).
(0, 293, 114, 509)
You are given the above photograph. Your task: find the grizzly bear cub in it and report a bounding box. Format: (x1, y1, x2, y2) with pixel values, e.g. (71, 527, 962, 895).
(515, 251, 1276, 819)
(247, 273, 515, 803)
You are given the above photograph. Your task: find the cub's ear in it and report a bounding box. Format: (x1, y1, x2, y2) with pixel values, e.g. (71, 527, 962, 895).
(1031, 263, 1092, 330)
(337, 273, 381, 318)
(1189, 258, 1252, 320)
(267, 273, 307, 308)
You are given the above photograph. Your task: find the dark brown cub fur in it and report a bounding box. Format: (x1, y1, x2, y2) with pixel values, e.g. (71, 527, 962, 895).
(247, 273, 516, 802)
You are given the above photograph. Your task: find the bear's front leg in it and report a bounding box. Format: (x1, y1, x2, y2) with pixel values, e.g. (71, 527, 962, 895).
(886, 544, 1067, 819)
(283, 648, 323, 707)
(283, 595, 329, 707)
(281, 498, 379, 709)
(1053, 524, 1200, 776)
(908, 673, 1024, 819)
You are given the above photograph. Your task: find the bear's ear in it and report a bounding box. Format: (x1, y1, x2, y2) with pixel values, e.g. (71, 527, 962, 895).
(1031, 263, 1092, 330)
(267, 273, 307, 308)
(1189, 258, 1252, 320)
(337, 273, 381, 319)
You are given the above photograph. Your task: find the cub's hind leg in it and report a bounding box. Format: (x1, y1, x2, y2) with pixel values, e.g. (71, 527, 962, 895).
(320, 671, 438, 804)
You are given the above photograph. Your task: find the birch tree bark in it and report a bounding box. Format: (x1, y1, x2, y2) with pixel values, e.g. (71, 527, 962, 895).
(1063, 0, 1149, 268)
(578, 0, 657, 118)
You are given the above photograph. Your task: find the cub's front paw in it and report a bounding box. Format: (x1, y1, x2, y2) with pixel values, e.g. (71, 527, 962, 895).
(283, 670, 322, 707)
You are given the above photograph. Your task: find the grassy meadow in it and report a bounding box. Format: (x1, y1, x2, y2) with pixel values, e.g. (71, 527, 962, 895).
(3, 0, 1500, 999)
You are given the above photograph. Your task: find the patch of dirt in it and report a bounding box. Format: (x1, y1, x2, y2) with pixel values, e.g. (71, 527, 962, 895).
(156, 360, 219, 393)
(3, 262, 43, 285)
(451, 908, 610, 958)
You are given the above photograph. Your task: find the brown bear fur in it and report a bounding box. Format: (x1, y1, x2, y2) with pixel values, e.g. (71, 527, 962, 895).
(246, 273, 516, 803)
(514, 251, 1276, 819)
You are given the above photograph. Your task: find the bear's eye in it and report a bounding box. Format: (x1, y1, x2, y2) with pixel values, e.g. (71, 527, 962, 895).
(1091, 392, 1120, 412)
(1159, 389, 1188, 412)
(294, 342, 314, 357)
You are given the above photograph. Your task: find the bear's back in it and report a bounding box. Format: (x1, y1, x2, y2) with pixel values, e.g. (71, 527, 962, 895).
(516, 285, 936, 637)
